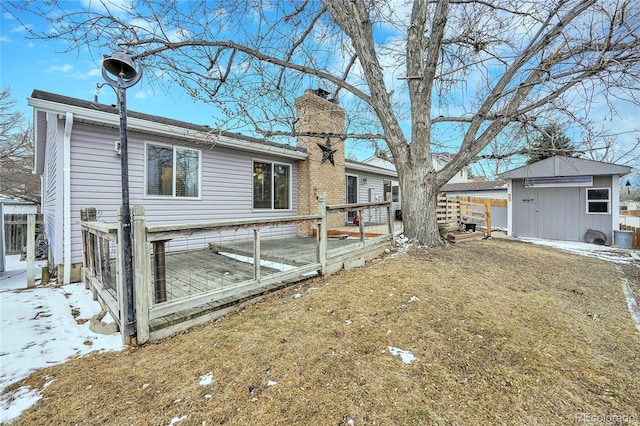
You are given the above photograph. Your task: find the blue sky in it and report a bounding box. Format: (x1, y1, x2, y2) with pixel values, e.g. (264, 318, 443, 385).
(0, 9, 222, 132)
(2, 5, 638, 175)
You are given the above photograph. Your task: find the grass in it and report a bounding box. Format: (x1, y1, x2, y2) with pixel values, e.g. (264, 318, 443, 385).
(5, 239, 640, 425)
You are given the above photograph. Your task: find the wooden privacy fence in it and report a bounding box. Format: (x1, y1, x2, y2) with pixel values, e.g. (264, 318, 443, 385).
(436, 195, 507, 235)
(619, 224, 640, 249)
(3, 214, 43, 254)
(80, 195, 395, 345)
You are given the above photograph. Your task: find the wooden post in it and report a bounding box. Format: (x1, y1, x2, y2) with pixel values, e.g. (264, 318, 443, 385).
(358, 208, 365, 243)
(132, 205, 150, 345)
(387, 201, 396, 248)
(485, 200, 492, 237)
(26, 214, 35, 288)
(152, 241, 167, 303)
(80, 208, 89, 290)
(254, 228, 261, 282)
(317, 194, 327, 276)
(80, 208, 97, 292)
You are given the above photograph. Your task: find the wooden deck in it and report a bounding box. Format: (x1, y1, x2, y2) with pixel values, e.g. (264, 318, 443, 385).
(149, 236, 362, 334)
(161, 236, 357, 300)
(82, 199, 398, 344)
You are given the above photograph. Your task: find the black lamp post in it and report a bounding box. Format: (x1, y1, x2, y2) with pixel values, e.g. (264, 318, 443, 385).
(102, 51, 143, 340)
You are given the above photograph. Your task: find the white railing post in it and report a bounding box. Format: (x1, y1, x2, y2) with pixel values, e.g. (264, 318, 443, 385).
(132, 205, 150, 345)
(254, 228, 261, 282)
(26, 214, 35, 288)
(318, 194, 327, 275)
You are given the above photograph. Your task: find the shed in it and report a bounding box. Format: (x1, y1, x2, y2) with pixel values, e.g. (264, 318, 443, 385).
(499, 156, 631, 244)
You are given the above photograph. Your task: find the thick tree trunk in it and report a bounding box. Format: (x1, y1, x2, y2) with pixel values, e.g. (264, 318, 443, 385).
(398, 166, 442, 246)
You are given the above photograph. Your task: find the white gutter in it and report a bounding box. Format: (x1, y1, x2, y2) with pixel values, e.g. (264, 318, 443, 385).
(28, 97, 307, 161)
(63, 112, 73, 284)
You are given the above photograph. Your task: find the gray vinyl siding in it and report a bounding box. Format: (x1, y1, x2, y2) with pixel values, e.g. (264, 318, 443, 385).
(511, 175, 614, 243)
(355, 173, 393, 223)
(42, 113, 64, 266)
(67, 123, 299, 263)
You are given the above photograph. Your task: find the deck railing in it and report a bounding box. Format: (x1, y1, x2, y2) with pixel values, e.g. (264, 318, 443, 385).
(80, 208, 121, 328)
(80, 195, 395, 345)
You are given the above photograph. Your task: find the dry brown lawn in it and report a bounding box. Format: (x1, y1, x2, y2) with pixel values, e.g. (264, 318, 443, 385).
(5, 239, 640, 425)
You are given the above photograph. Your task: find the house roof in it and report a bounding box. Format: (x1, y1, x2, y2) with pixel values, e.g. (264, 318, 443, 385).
(345, 158, 398, 178)
(440, 180, 507, 193)
(498, 156, 632, 179)
(28, 90, 308, 175)
(0, 194, 38, 214)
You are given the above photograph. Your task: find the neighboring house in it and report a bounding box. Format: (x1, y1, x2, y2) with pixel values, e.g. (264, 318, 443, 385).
(29, 89, 398, 283)
(440, 179, 508, 199)
(362, 149, 473, 221)
(499, 156, 632, 244)
(620, 195, 640, 212)
(363, 151, 472, 184)
(0, 194, 38, 272)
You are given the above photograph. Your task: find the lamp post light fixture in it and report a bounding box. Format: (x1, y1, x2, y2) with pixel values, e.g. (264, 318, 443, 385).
(102, 51, 143, 340)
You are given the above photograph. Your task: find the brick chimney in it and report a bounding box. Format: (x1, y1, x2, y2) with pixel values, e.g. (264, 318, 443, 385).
(295, 89, 346, 232)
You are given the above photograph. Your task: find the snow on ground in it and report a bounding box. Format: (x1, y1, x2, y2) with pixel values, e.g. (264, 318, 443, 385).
(518, 237, 635, 264)
(0, 255, 124, 424)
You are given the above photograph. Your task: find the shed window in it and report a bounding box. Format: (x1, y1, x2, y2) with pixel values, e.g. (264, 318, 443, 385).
(253, 161, 291, 210)
(586, 188, 610, 214)
(146, 144, 200, 198)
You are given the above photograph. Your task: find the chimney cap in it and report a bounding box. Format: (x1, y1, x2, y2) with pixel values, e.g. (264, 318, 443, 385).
(313, 88, 330, 99)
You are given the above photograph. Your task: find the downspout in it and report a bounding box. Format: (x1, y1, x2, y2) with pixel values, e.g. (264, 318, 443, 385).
(611, 175, 621, 237)
(506, 180, 513, 236)
(63, 112, 73, 284)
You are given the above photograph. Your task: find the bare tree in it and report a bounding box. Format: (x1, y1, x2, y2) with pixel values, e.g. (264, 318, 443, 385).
(6, 0, 640, 244)
(0, 87, 40, 204)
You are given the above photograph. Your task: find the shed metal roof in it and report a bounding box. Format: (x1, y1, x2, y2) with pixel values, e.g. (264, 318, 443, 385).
(499, 156, 631, 179)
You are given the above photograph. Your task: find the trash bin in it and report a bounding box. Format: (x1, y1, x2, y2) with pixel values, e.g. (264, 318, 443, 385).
(613, 230, 633, 249)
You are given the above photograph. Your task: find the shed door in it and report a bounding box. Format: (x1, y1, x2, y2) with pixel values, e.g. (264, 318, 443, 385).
(518, 191, 538, 238)
(515, 187, 582, 241)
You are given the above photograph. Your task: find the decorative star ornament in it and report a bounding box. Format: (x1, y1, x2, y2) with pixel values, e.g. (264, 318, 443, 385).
(317, 137, 338, 166)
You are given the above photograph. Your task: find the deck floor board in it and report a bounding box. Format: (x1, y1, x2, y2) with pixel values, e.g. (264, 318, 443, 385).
(149, 235, 384, 332)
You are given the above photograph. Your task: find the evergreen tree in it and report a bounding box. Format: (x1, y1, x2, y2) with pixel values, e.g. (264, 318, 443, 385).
(527, 124, 576, 164)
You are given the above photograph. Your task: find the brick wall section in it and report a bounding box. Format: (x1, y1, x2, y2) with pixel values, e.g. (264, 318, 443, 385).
(295, 90, 346, 233)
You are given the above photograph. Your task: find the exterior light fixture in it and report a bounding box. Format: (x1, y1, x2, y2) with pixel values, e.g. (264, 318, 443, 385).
(101, 51, 143, 341)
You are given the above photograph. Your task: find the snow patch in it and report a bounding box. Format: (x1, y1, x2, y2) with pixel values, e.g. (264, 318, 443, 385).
(520, 238, 633, 264)
(0, 256, 124, 423)
(388, 346, 417, 364)
(199, 372, 213, 386)
(168, 415, 187, 425)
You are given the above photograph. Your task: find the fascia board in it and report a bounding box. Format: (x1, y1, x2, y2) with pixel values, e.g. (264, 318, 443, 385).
(345, 161, 398, 178)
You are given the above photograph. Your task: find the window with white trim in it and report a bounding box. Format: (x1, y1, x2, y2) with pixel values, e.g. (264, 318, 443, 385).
(383, 180, 400, 202)
(586, 188, 610, 214)
(253, 161, 291, 209)
(146, 144, 200, 198)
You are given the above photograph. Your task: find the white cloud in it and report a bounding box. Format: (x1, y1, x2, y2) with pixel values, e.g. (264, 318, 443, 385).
(10, 23, 33, 33)
(45, 64, 73, 73)
(134, 90, 149, 99)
